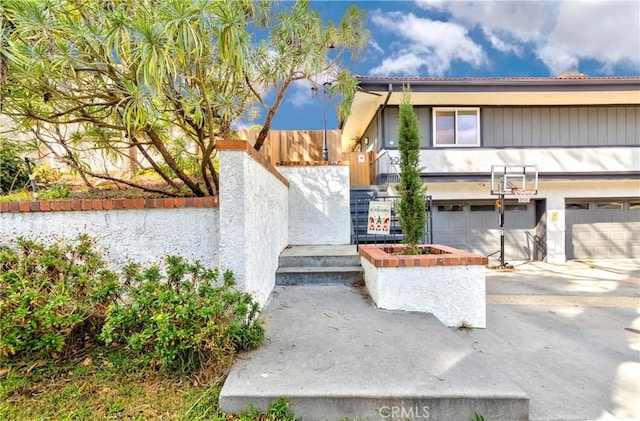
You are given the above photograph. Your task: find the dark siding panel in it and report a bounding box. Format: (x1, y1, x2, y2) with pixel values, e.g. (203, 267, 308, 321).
(502, 108, 513, 146)
(549, 107, 561, 146)
(607, 107, 619, 146)
(616, 107, 627, 145)
(483, 108, 495, 146)
(568, 108, 579, 145)
(530, 108, 541, 145)
(559, 108, 570, 145)
(512, 108, 523, 146)
(631, 107, 640, 145)
(540, 108, 551, 146)
(597, 107, 608, 146)
(578, 108, 589, 145)
(493, 108, 505, 146)
(384, 107, 399, 148)
(521, 108, 532, 147)
(416, 107, 431, 148)
(588, 108, 598, 145)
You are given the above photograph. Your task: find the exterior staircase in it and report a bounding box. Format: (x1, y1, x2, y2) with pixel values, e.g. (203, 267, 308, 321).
(275, 245, 363, 285)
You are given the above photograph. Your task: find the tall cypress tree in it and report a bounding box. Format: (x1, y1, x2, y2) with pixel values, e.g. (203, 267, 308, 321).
(397, 85, 426, 254)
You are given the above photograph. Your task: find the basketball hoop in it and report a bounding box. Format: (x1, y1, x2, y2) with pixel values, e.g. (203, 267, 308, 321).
(512, 188, 536, 203)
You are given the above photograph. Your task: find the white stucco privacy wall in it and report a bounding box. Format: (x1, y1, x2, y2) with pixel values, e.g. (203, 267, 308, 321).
(0, 208, 220, 268)
(277, 164, 351, 245)
(218, 145, 289, 305)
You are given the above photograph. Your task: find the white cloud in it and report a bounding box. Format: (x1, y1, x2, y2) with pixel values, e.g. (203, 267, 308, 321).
(368, 38, 384, 54)
(285, 80, 315, 107)
(368, 10, 486, 76)
(483, 30, 521, 55)
(371, 50, 426, 75)
(414, 0, 640, 75)
(539, 1, 640, 75)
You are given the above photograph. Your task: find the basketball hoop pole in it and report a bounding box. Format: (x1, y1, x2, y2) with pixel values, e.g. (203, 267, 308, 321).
(499, 193, 505, 268)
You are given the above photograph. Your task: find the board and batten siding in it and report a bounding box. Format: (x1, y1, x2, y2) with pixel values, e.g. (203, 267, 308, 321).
(376, 105, 639, 148)
(482, 106, 639, 147)
(381, 106, 431, 149)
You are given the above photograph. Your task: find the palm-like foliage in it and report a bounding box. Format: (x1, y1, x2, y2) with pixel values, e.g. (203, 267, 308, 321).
(0, 0, 367, 196)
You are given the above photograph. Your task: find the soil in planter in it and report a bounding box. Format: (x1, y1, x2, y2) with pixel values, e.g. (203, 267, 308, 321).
(381, 245, 435, 256)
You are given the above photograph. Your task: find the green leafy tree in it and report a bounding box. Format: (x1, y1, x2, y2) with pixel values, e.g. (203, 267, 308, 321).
(0, 0, 367, 196)
(397, 85, 426, 254)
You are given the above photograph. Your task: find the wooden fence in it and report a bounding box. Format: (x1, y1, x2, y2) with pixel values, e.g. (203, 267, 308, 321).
(235, 130, 344, 166)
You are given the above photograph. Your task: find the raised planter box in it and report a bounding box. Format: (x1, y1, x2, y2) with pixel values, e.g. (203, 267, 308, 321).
(359, 244, 488, 328)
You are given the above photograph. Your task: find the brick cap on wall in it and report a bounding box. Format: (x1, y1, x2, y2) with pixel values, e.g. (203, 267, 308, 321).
(359, 244, 489, 267)
(217, 139, 289, 187)
(0, 196, 219, 213)
(277, 161, 349, 166)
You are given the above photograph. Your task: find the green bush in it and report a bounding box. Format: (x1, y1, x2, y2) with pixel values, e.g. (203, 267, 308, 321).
(100, 256, 264, 375)
(39, 184, 71, 200)
(0, 235, 121, 361)
(0, 137, 30, 194)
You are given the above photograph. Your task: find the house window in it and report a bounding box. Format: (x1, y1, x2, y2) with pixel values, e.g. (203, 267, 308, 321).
(505, 204, 528, 211)
(596, 201, 623, 210)
(566, 202, 590, 210)
(470, 204, 495, 212)
(433, 108, 480, 147)
(437, 204, 464, 212)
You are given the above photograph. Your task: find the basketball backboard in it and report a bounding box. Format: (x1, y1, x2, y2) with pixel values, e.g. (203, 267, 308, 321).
(491, 164, 538, 196)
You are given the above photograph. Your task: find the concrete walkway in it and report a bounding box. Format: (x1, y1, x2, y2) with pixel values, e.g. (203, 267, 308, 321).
(220, 284, 528, 420)
(221, 258, 640, 421)
(457, 259, 640, 421)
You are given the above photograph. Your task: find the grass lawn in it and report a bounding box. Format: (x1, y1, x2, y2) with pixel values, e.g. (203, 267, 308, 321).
(0, 348, 292, 421)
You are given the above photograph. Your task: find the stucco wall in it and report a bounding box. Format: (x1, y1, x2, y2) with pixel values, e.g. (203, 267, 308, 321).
(361, 258, 486, 328)
(277, 164, 350, 245)
(386, 147, 640, 175)
(218, 146, 289, 305)
(0, 207, 220, 268)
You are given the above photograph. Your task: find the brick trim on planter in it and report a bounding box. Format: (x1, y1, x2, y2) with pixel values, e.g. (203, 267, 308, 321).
(217, 139, 290, 187)
(277, 161, 349, 166)
(0, 196, 219, 213)
(359, 244, 488, 267)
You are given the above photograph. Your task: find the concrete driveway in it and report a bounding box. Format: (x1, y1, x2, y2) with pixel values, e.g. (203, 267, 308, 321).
(455, 259, 640, 421)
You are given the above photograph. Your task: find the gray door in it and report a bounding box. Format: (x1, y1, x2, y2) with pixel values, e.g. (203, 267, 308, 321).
(431, 200, 536, 260)
(565, 199, 640, 259)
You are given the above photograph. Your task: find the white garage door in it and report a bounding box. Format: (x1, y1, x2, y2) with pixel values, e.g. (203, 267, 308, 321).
(432, 200, 537, 260)
(566, 199, 640, 259)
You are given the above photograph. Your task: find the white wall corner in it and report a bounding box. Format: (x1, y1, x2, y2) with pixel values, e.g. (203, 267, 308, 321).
(278, 165, 351, 245)
(219, 149, 289, 305)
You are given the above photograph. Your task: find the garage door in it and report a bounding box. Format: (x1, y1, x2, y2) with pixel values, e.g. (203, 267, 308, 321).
(566, 199, 640, 259)
(432, 200, 537, 260)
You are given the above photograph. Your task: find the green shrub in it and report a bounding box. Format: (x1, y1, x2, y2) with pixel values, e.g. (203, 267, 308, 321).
(0, 137, 30, 194)
(0, 235, 121, 362)
(100, 256, 264, 375)
(39, 184, 71, 200)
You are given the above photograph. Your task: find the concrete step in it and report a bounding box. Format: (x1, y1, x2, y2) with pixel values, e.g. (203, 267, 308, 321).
(276, 266, 363, 285)
(279, 254, 361, 268)
(220, 285, 529, 421)
(278, 245, 362, 268)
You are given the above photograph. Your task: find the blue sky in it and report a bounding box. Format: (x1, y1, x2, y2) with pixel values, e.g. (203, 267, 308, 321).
(266, 0, 640, 131)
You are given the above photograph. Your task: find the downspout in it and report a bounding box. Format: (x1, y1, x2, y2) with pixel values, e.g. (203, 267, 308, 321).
(379, 83, 393, 150)
(375, 83, 393, 185)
